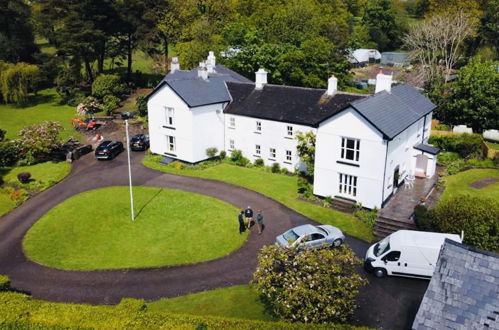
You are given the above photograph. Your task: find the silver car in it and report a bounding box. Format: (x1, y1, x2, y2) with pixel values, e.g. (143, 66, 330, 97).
(275, 224, 345, 249)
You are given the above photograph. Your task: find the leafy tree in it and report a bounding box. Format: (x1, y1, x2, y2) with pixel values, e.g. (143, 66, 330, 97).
(102, 95, 121, 115)
(136, 95, 148, 117)
(91, 74, 126, 100)
(0, 0, 38, 62)
(0, 62, 40, 104)
(441, 56, 498, 132)
(0, 141, 19, 167)
(432, 195, 499, 252)
(252, 244, 368, 323)
(296, 131, 316, 181)
(18, 121, 63, 164)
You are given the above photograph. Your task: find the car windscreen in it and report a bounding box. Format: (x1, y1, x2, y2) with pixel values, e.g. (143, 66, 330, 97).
(374, 236, 390, 257)
(283, 230, 299, 243)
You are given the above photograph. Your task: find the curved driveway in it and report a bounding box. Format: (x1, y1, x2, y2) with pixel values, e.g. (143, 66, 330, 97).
(0, 152, 427, 329)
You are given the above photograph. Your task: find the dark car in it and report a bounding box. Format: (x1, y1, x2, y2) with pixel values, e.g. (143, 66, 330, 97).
(130, 134, 150, 151)
(95, 140, 124, 160)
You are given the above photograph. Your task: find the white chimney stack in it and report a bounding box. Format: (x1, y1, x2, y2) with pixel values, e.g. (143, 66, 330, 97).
(255, 68, 267, 90)
(375, 69, 392, 93)
(207, 51, 216, 67)
(198, 62, 208, 80)
(170, 56, 180, 73)
(326, 75, 338, 96)
(206, 62, 214, 74)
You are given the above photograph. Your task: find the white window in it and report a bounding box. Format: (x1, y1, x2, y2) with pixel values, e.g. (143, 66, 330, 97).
(286, 150, 292, 161)
(341, 137, 360, 162)
(287, 126, 293, 137)
(166, 135, 176, 153)
(165, 107, 174, 126)
(255, 144, 261, 155)
(229, 117, 235, 128)
(269, 148, 276, 159)
(229, 139, 235, 150)
(339, 173, 357, 197)
(256, 121, 261, 132)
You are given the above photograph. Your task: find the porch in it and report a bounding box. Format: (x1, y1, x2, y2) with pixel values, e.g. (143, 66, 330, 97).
(374, 174, 438, 239)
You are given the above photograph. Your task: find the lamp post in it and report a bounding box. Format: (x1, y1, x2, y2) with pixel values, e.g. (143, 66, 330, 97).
(125, 120, 135, 221)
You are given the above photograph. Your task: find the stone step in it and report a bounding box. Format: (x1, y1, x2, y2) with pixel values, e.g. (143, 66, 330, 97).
(331, 198, 355, 214)
(373, 226, 395, 239)
(377, 216, 417, 230)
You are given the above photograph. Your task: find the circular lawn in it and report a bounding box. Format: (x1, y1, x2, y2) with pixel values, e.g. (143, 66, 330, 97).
(23, 186, 247, 270)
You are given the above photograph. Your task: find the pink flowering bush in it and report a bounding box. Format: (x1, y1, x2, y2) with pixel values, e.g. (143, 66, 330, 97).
(76, 97, 102, 116)
(252, 244, 367, 324)
(18, 121, 63, 164)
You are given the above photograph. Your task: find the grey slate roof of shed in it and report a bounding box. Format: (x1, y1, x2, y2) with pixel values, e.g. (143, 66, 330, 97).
(224, 82, 366, 127)
(351, 84, 435, 139)
(412, 239, 499, 330)
(148, 65, 252, 108)
(414, 143, 440, 155)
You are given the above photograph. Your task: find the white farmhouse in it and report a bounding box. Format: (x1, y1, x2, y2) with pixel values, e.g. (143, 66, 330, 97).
(147, 53, 439, 209)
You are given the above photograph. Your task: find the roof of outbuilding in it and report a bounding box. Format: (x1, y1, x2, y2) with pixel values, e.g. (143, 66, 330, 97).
(224, 82, 366, 127)
(414, 143, 441, 155)
(412, 239, 499, 330)
(147, 65, 252, 108)
(350, 84, 435, 139)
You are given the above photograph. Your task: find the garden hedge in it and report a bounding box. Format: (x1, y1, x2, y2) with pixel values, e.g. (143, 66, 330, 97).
(0, 288, 368, 329)
(428, 134, 484, 159)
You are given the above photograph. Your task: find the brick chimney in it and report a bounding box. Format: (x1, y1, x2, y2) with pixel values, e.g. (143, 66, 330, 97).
(255, 68, 267, 90)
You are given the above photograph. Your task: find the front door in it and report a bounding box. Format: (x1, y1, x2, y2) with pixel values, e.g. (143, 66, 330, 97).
(415, 154, 428, 176)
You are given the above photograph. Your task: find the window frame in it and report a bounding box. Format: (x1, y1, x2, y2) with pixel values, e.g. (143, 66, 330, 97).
(269, 147, 276, 160)
(229, 139, 235, 150)
(166, 135, 176, 153)
(338, 173, 358, 197)
(287, 125, 293, 137)
(256, 121, 262, 132)
(229, 117, 236, 128)
(164, 107, 174, 127)
(285, 150, 292, 162)
(341, 137, 360, 163)
(255, 144, 261, 155)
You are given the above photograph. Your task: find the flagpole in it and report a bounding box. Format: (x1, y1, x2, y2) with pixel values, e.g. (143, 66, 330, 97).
(125, 120, 135, 221)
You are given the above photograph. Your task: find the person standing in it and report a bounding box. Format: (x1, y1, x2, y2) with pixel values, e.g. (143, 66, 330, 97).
(256, 210, 264, 235)
(245, 206, 253, 229)
(238, 211, 246, 234)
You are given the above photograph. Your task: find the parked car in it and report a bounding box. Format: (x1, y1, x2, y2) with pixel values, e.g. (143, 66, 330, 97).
(275, 224, 345, 249)
(95, 140, 124, 160)
(121, 112, 134, 119)
(130, 134, 150, 151)
(364, 230, 462, 279)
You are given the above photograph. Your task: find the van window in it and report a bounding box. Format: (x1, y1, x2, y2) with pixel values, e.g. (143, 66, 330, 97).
(384, 251, 401, 262)
(375, 236, 390, 257)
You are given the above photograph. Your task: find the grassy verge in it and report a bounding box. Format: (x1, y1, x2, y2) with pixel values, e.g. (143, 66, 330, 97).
(143, 156, 374, 242)
(441, 168, 499, 203)
(149, 285, 275, 322)
(0, 89, 80, 141)
(0, 161, 72, 218)
(23, 186, 248, 270)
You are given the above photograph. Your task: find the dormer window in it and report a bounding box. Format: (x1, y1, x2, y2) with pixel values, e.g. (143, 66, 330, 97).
(341, 137, 360, 162)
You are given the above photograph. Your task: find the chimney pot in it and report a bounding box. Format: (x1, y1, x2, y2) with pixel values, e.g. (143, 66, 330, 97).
(170, 56, 180, 73)
(326, 75, 338, 96)
(255, 68, 267, 90)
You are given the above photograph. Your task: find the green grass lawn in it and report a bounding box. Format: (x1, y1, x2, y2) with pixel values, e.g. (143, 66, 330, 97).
(441, 169, 499, 202)
(0, 161, 72, 218)
(143, 156, 373, 242)
(23, 186, 248, 270)
(149, 285, 275, 322)
(486, 141, 499, 150)
(0, 89, 80, 141)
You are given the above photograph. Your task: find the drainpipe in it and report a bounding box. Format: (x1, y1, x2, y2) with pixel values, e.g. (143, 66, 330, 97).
(381, 139, 389, 207)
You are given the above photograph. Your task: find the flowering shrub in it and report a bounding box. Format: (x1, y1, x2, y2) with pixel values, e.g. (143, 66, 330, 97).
(76, 97, 102, 116)
(18, 121, 63, 164)
(253, 245, 367, 324)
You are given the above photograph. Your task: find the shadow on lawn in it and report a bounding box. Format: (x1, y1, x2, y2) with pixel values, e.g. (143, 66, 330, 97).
(134, 188, 163, 219)
(12, 93, 55, 108)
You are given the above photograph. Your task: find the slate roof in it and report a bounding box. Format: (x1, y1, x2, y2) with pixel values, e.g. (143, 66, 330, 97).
(147, 65, 252, 108)
(412, 239, 499, 330)
(224, 82, 366, 127)
(414, 143, 440, 155)
(351, 84, 435, 139)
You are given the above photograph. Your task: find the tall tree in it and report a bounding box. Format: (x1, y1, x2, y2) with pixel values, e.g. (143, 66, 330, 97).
(0, 0, 38, 62)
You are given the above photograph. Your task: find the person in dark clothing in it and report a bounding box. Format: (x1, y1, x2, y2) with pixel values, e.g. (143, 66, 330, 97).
(244, 206, 253, 229)
(256, 210, 264, 235)
(238, 211, 246, 234)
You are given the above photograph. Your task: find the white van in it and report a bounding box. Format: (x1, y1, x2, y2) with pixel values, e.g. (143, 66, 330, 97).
(364, 230, 462, 279)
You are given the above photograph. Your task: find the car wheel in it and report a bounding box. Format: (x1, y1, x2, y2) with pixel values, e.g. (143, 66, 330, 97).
(374, 268, 387, 278)
(332, 239, 343, 248)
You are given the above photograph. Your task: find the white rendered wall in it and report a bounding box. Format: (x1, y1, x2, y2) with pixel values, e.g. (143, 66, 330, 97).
(147, 84, 225, 163)
(314, 108, 386, 209)
(224, 114, 315, 171)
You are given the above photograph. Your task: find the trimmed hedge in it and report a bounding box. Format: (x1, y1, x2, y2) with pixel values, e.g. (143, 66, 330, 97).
(0, 290, 368, 330)
(428, 134, 484, 159)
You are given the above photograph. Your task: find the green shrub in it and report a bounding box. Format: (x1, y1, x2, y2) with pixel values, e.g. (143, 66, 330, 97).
(297, 176, 313, 197)
(0, 128, 5, 142)
(136, 94, 148, 117)
(17, 172, 31, 184)
(219, 150, 226, 159)
(91, 74, 126, 100)
(253, 245, 367, 324)
(230, 149, 249, 166)
(429, 134, 484, 159)
(0, 275, 10, 292)
(0, 141, 20, 167)
(437, 152, 461, 166)
(280, 167, 289, 175)
(271, 162, 280, 173)
(354, 208, 378, 229)
(254, 158, 264, 167)
(433, 195, 499, 252)
(102, 95, 121, 115)
(414, 205, 436, 231)
(205, 147, 218, 158)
